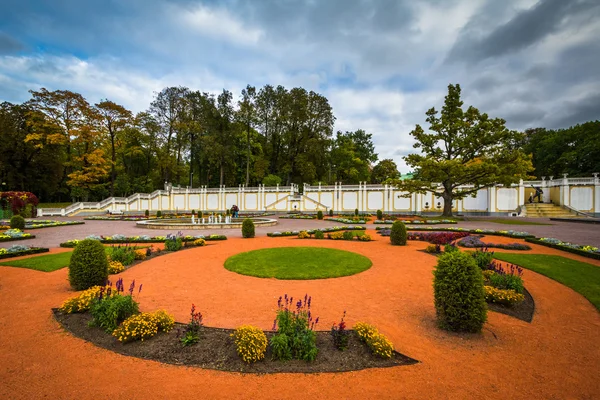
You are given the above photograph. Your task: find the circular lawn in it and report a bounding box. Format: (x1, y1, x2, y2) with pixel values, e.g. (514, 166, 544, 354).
(224, 246, 372, 279)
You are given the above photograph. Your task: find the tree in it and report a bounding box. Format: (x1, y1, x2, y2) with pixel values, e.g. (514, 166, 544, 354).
(392, 84, 532, 216)
(238, 85, 257, 186)
(330, 131, 373, 183)
(371, 159, 400, 183)
(95, 100, 132, 196)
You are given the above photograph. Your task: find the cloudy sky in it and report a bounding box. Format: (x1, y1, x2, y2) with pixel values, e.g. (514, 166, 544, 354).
(1, 0, 599, 172)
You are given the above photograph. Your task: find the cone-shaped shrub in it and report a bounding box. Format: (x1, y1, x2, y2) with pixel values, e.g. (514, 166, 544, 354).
(376, 210, 383, 220)
(156, 210, 162, 218)
(242, 218, 255, 238)
(433, 251, 487, 333)
(144, 209, 149, 217)
(317, 210, 323, 220)
(390, 220, 407, 245)
(68, 239, 109, 290)
(10, 215, 25, 230)
(329, 209, 334, 217)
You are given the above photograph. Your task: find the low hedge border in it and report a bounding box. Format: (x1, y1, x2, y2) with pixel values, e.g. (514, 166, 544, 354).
(25, 221, 85, 229)
(525, 238, 600, 260)
(375, 226, 535, 239)
(59, 235, 227, 248)
(0, 235, 36, 243)
(325, 218, 367, 224)
(267, 226, 366, 237)
(0, 247, 50, 260)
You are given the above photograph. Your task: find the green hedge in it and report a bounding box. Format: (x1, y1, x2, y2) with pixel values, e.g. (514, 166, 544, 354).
(68, 239, 109, 290)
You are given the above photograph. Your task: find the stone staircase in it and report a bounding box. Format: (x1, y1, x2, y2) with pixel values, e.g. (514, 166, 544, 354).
(524, 203, 577, 218)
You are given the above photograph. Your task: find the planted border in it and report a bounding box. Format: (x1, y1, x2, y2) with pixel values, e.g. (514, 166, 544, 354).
(267, 226, 366, 237)
(525, 238, 600, 260)
(0, 235, 36, 243)
(373, 220, 457, 225)
(375, 226, 535, 239)
(0, 247, 49, 260)
(60, 235, 227, 248)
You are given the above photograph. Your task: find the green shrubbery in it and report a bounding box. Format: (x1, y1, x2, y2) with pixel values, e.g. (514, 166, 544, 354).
(165, 236, 183, 251)
(10, 215, 25, 230)
(145, 210, 149, 217)
(68, 239, 109, 290)
(317, 210, 323, 220)
(433, 251, 487, 333)
(314, 230, 325, 239)
(354, 208, 359, 216)
(270, 295, 318, 361)
(329, 209, 334, 217)
(242, 218, 255, 238)
(109, 246, 136, 266)
(156, 210, 162, 218)
(390, 220, 407, 245)
(376, 210, 383, 220)
(472, 248, 494, 269)
(90, 291, 139, 333)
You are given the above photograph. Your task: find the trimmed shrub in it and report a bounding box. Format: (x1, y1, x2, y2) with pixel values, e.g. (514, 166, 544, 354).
(191, 209, 196, 216)
(156, 210, 162, 218)
(343, 230, 354, 241)
(145, 210, 149, 217)
(68, 239, 109, 291)
(433, 251, 487, 333)
(329, 209, 334, 217)
(317, 210, 323, 220)
(242, 218, 255, 238)
(314, 230, 325, 239)
(354, 208, 359, 216)
(231, 325, 268, 363)
(376, 210, 383, 220)
(10, 215, 25, 230)
(390, 220, 407, 245)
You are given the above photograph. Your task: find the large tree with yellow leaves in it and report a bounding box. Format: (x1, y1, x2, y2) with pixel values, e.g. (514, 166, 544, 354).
(392, 84, 532, 217)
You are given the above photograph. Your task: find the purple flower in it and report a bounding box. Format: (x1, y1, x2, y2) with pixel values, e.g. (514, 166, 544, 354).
(138, 284, 143, 294)
(129, 279, 136, 295)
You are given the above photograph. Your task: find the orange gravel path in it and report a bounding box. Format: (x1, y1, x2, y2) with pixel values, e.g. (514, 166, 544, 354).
(1, 230, 599, 399)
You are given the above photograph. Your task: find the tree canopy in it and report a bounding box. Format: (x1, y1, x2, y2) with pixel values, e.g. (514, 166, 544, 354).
(392, 84, 533, 216)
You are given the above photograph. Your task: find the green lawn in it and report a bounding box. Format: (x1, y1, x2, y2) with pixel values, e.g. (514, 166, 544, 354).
(492, 253, 600, 310)
(0, 247, 119, 272)
(479, 218, 552, 225)
(224, 247, 372, 279)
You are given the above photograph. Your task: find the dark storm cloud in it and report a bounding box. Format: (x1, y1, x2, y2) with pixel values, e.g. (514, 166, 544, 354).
(550, 93, 600, 129)
(0, 32, 24, 54)
(447, 0, 600, 63)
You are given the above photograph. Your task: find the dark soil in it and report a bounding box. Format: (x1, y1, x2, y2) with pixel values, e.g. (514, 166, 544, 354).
(486, 287, 535, 323)
(53, 310, 418, 373)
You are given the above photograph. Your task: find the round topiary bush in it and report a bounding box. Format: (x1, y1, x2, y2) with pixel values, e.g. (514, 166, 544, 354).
(354, 208, 359, 216)
(433, 251, 487, 333)
(390, 220, 407, 245)
(145, 209, 149, 217)
(317, 210, 323, 220)
(68, 239, 109, 291)
(156, 210, 162, 218)
(242, 218, 255, 238)
(329, 209, 334, 217)
(376, 210, 383, 220)
(10, 215, 25, 230)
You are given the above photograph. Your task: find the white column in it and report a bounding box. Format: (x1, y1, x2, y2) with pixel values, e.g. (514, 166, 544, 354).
(488, 186, 496, 214)
(541, 177, 550, 203)
(562, 174, 570, 207)
(518, 179, 525, 206)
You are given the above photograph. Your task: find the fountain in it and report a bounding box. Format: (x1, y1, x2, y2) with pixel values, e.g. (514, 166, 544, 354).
(135, 213, 277, 230)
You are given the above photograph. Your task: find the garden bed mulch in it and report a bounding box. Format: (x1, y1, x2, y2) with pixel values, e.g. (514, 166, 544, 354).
(487, 287, 535, 323)
(53, 310, 418, 373)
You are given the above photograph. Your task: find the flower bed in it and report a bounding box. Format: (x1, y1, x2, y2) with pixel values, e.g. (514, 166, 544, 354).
(326, 217, 367, 224)
(0, 219, 85, 229)
(458, 236, 531, 250)
(373, 219, 457, 225)
(267, 226, 366, 237)
(525, 238, 600, 260)
(0, 245, 49, 259)
(279, 214, 317, 220)
(375, 226, 535, 238)
(377, 229, 469, 244)
(60, 234, 227, 248)
(0, 229, 35, 242)
(85, 216, 149, 221)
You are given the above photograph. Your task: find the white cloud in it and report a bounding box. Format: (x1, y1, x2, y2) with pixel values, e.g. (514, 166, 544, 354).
(175, 4, 264, 46)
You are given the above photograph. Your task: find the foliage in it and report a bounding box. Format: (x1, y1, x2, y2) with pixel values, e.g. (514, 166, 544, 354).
(134, 249, 147, 260)
(165, 235, 183, 251)
(408, 231, 469, 245)
(193, 238, 206, 246)
(242, 218, 255, 238)
(376, 210, 383, 220)
(9, 215, 25, 230)
(231, 325, 268, 363)
(0, 191, 39, 215)
(68, 239, 109, 290)
(425, 244, 441, 254)
(314, 230, 325, 239)
(156, 210, 162, 218)
(370, 159, 400, 183)
(357, 233, 371, 241)
(180, 304, 203, 346)
(59, 286, 106, 313)
(343, 230, 355, 241)
(354, 208, 359, 216)
(331, 311, 349, 351)
(484, 286, 524, 307)
(113, 310, 174, 343)
(89, 281, 140, 333)
(297, 231, 310, 239)
(487, 272, 524, 294)
(145, 209, 149, 217)
(317, 210, 323, 220)
(354, 322, 394, 359)
(458, 235, 531, 250)
(262, 174, 282, 186)
(328, 231, 345, 240)
(329, 209, 333, 217)
(390, 221, 407, 246)
(433, 251, 487, 333)
(444, 243, 459, 253)
(109, 246, 136, 266)
(471, 248, 494, 269)
(108, 260, 125, 274)
(391, 84, 532, 216)
(270, 294, 319, 361)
